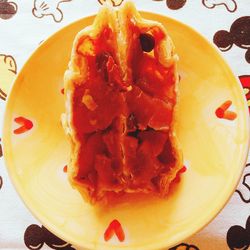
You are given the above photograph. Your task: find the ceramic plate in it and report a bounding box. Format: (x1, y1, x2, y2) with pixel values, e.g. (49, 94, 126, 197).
(3, 12, 249, 250)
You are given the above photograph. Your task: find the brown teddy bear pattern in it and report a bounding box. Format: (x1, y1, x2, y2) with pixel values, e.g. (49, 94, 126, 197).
(0, 0, 18, 19)
(98, 0, 124, 6)
(227, 215, 250, 250)
(214, 16, 250, 64)
(152, 0, 237, 12)
(24, 224, 75, 250)
(155, 0, 187, 10)
(32, 0, 72, 23)
(236, 163, 250, 203)
(24, 224, 199, 250)
(24, 223, 200, 250)
(169, 243, 199, 249)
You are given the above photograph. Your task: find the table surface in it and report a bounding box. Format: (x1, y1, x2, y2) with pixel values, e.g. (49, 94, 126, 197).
(0, 0, 250, 249)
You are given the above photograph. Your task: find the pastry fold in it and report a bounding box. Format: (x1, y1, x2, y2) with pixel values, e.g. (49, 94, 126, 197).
(63, 1, 183, 203)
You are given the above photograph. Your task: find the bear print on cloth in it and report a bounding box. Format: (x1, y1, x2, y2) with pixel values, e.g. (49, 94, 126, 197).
(152, 0, 187, 10)
(213, 16, 250, 64)
(24, 224, 75, 250)
(236, 163, 250, 203)
(0, 54, 17, 101)
(166, 0, 187, 10)
(202, 0, 237, 12)
(0, 0, 18, 19)
(98, 0, 124, 6)
(169, 243, 200, 250)
(32, 0, 72, 23)
(227, 215, 250, 250)
(153, 0, 237, 11)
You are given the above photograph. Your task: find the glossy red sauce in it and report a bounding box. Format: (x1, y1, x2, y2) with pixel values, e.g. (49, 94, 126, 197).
(215, 100, 237, 120)
(104, 219, 125, 242)
(72, 23, 179, 197)
(14, 117, 33, 135)
(63, 165, 67, 173)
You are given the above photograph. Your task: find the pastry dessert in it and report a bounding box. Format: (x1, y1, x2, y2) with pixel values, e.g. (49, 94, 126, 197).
(63, 1, 183, 203)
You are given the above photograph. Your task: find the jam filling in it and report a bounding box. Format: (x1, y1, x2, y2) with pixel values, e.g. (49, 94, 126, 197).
(72, 24, 177, 196)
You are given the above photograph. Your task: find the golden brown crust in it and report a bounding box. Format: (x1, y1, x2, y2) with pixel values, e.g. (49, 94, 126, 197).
(63, 1, 183, 203)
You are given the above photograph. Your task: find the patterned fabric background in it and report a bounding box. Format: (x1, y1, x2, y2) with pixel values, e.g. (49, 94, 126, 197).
(0, 0, 249, 249)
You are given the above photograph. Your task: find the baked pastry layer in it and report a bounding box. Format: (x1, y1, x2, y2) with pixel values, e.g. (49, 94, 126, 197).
(63, 1, 182, 203)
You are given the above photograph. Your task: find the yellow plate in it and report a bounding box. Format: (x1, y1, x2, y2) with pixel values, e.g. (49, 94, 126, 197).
(3, 12, 249, 250)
